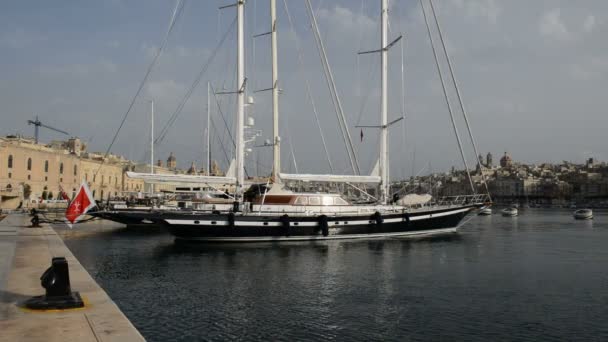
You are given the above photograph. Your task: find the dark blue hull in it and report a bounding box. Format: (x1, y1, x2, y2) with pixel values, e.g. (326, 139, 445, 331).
(160, 205, 478, 242)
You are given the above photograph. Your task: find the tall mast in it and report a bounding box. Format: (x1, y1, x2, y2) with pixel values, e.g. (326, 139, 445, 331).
(150, 100, 155, 194)
(235, 0, 246, 201)
(379, 0, 389, 204)
(206, 82, 211, 176)
(270, 0, 281, 183)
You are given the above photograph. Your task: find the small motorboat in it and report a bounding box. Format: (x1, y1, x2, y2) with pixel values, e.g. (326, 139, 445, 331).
(573, 209, 593, 220)
(501, 207, 518, 217)
(478, 207, 492, 216)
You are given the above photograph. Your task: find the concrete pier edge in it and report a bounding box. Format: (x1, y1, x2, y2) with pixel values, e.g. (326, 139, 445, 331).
(0, 214, 145, 341)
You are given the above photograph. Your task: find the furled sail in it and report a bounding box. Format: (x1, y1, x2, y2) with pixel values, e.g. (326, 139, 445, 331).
(125, 172, 235, 185)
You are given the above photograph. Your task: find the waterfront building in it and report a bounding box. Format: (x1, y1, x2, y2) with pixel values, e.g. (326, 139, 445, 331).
(0, 135, 125, 209)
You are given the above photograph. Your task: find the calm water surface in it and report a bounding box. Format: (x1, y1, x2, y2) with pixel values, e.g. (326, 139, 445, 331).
(55, 209, 608, 341)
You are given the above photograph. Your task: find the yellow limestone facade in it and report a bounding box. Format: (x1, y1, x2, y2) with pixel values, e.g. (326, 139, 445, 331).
(0, 136, 137, 209)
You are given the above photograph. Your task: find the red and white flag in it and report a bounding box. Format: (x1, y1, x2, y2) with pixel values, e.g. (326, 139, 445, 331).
(65, 182, 96, 228)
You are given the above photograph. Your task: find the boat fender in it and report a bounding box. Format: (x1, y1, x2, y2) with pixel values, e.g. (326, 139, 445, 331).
(280, 214, 290, 236)
(318, 215, 329, 236)
(404, 213, 410, 225)
(227, 212, 235, 228)
(373, 211, 383, 225)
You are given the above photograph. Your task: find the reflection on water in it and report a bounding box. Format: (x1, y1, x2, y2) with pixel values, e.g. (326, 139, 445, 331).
(56, 209, 608, 341)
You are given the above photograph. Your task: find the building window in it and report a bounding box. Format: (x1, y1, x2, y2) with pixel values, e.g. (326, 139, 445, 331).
(8, 155, 13, 168)
(8, 173, 11, 179)
(45, 176, 48, 181)
(28, 175, 31, 180)
(59, 163, 64, 174)
(6, 184, 12, 191)
(27, 158, 32, 171)
(45, 160, 49, 172)
(85, 173, 88, 181)
(73, 165, 77, 176)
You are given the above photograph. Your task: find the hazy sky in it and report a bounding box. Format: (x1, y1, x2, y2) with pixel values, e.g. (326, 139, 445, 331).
(1, 0, 606, 179)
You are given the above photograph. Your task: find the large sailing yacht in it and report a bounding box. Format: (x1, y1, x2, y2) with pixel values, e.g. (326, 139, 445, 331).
(94, 0, 487, 241)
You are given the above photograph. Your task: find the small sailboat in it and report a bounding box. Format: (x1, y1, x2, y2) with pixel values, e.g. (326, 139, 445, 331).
(573, 209, 593, 220)
(501, 207, 518, 217)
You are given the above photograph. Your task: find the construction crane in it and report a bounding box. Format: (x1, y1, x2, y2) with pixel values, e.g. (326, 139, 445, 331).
(27, 116, 69, 144)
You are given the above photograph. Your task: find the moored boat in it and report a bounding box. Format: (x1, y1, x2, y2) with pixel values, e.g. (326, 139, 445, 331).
(478, 207, 492, 216)
(93, 0, 490, 242)
(501, 207, 518, 217)
(573, 209, 593, 220)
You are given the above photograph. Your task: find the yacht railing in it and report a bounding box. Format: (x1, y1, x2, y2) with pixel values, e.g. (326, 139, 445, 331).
(430, 194, 490, 207)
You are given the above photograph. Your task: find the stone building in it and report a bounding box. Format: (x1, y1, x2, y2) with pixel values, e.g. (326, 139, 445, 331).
(500, 152, 513, 168)
(0, 135, 128, 209)
(167, 152, 177, 170)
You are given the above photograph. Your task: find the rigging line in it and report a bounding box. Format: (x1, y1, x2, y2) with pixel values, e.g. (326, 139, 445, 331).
(210, 84, 236, 149)
(155, 16, 237, 144)
(354, 57, 378, 127)
(281, 0, 333, 173)
(429, 0, 491, 201)
(210, 83, 250, 177)
(420, 0, 475, 194)
(212, 87, 233, 169)
(304, 0, 361, 175)
(289, 137, 299, 174)
(391, 162, 430, 197)
(305, 1, 351, 173)
(93, 0, 185, 178)
(209, 114, 232, 168)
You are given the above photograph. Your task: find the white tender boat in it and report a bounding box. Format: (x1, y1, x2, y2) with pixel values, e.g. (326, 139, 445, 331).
(501, 208, 518, 217)
(478, 207, 492, 216)
(573, 209, 593, 220)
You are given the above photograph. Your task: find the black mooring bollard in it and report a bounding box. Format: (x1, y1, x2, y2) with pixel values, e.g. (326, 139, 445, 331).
(23, 257, 84, 310)
(30, 214, 40, 228)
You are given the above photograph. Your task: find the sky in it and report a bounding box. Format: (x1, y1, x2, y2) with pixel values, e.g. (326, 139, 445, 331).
(1, 0, 606, 180)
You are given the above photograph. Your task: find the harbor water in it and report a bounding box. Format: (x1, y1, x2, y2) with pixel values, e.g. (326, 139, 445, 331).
(55, 209, 608, 341)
